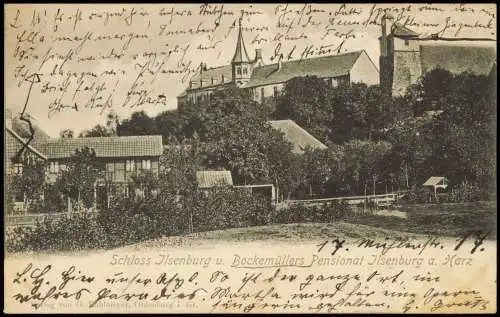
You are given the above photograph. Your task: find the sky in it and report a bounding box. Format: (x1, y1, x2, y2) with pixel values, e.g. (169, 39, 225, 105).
(4, 3, 496, 137)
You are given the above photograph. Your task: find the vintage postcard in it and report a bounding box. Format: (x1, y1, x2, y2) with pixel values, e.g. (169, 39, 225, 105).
(3, 3, 497, 313)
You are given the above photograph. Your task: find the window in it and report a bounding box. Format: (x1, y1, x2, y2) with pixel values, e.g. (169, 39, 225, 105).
(236, 67, 241, 75)
(242, 67, 247, 75)
(274, 86, 279, 98)
(261, 87, 265, 103)
(142, 159, 151, 170)
(115, 163, 125, 182)
(106, 163, 115, 172)
(126, 160, 135, 172)
(106, 163, 115, 181)
(49, 161, 59, 173)
(14, 163, 23, 175)
(404, 39, 409, 46)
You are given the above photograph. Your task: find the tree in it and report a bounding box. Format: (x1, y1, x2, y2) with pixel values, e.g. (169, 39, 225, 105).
(193, 87, 294, 185)
(159, 139, 205, 233)
(9, 157, 46, 212)
(385, 69, 496, 198)
(154, 110, 189, 143)
(427, 71, 495, 197)
(79, 125, 113, 137)
(55, 147, 104, 209)
(117, 111, 157, 136)
(60, 129, 74, 138)
(342, 140, 393, 197)
(331, 83, 371, 143)
(276, 76, 334, 143)
(80, 111, 120, 137)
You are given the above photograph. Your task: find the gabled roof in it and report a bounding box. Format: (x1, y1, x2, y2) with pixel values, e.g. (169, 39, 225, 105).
(11, 115, 52, 145)
(37, 135, 163, 159)
(5, 127, 48, 160)
(423, 177, 449, 186)
(268, 120, 327, 154)
(245, 51, 365, 88)
(196, 170, 233, 188)
(420, 44, 496, 76)
(391, 23, 420, 38)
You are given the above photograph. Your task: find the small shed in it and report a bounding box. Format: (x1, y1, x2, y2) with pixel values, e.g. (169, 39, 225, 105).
(423, 176, 449, 199)
(196, 170, 233, 189)
(234, 184, 277, 205)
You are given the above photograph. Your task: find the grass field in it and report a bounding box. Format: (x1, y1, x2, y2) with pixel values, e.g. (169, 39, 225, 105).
(131, 201, 496, 250)
(345, 201, 496, 239)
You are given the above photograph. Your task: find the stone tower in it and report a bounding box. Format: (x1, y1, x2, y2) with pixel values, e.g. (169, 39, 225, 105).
(379, 14, 422, 96)
(231, 17, 253, 88)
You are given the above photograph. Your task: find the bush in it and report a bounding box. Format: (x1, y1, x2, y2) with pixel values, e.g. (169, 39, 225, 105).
(191, 187, 273, 233)
(449, 182, 486, 203)
(404, 187, 433, 204)
(6, 185, 275, 253)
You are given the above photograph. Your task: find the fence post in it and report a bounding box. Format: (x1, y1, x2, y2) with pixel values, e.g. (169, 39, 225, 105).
(67, 195, 72, 216)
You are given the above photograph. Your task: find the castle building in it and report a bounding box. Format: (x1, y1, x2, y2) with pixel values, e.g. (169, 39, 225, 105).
(177, 18, 380, 107)
(379, 14, 496, 96)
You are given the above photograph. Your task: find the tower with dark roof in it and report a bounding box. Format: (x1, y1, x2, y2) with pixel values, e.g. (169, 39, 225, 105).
(231, 17, 253, 88)
(379, 14, 496, 96)
(379, 14, 422, 95)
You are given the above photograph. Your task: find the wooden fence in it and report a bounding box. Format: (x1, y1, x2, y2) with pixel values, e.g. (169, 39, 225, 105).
(280, 192, 408, 209)
(5, 210, 99, 228)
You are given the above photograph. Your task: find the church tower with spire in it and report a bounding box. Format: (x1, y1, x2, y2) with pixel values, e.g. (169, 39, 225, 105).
(231, 17, 253, 87)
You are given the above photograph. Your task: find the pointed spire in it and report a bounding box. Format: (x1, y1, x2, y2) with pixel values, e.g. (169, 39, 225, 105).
(231, 17, 251, 63)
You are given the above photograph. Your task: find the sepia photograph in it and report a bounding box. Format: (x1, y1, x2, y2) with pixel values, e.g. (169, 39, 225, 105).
(3, 3, 497, 313)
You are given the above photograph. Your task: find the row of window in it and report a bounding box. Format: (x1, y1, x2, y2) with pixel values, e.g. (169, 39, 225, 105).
(115, 159, 152, 172)
(189, 92, 213, 104)
(236, 66, 248, 76)
(13, 160, 154, 176)
(253, 86, 280, 100)
(11, 155, 38, 175)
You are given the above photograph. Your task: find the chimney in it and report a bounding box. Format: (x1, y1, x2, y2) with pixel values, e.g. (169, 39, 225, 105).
(381, 14, 394, 37)
(255, 49, 262, 61)
(5, 108, 12, 130)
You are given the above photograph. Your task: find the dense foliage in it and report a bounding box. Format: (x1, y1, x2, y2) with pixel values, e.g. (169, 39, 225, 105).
(7, 67, 496, 252)
(110, 69, 495, 199)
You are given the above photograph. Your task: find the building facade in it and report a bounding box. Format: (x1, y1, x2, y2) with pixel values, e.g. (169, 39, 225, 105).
(177, 19, 379, 108)
(379, 14, 497, 96)
(5, 109, 163, 211)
